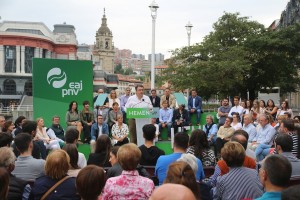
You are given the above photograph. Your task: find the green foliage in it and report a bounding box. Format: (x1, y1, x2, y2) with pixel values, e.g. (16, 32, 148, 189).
(162, 12, 300, 100)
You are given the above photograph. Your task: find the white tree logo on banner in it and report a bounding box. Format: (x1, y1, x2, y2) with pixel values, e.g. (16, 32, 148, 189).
(47, 67, 67, 89)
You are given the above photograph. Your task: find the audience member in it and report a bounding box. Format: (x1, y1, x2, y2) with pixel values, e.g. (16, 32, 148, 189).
(265, 99, 278, 121)
(215, 117, 235, 156)
(76, 165, 106, 200)
(149, 183, 196, 200)
(164, 161, 200, 199)
(47, 116, 65, 140)
(231, 113, 242, 130)
(203, 115, 218, 145)
(120, 87, 131, 122)
(30, 150, 80, 200)
(159, 100, 173, 140)
(0, 167, 9, 200)
(275, 133, 300, 177)
(187, 129, 216, 167)
(155, 132, 205, 185)
(93, 88, 109, 107)
(36, 118, 60, 150)
(242, 114, 257, 142)
(63, 144, 81, 177)
(279, 119, 298, 156)
(0, 115, 5, 132)
(108, 90, 120, 108)
(217, 98, 231, 126)
(250, 114, 276, 151)
(281, 185, 300, 200)
(90, 114, 109, 153)
(106, 146, 122, 178)
(102, 143, 155, 199)
(213, 142, 263, 200)
(160, 87, 176, 109)
(173, 104, 190, 133)
(80, 100, 94, 143)
(12, 133, 45, 182)
(188, 89, 202, 125)
(0, 147, 27, 200)
(256, 154, 292, 200)
(228, 96, 244, 117)
(65, 129, 87, 168)
(46, 116, 65, 146)
(94, 105, 109, 124)
(21, 120, 47, 159)
(111, 114, 129, 146)
(65, 101, 83, 141)
(149, 89, 161, 108)
(276, 100, 293, 119)
(0, 132, 13, 147)
(139, 124, 165, 166)
(108, 102, 122, 128)
(2, 120, 14, 134)
(13, 116, 26, 137)
(87, 134, 112, 167)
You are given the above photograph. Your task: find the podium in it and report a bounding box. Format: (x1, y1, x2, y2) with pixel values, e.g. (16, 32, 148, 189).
(127, 108, 159, 146)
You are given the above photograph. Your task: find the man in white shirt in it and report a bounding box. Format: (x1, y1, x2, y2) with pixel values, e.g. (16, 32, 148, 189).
(228, 96, 244, 117)
(125, 84, 153, 146)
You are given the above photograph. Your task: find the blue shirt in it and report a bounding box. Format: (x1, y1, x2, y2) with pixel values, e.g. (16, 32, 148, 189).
(255, 124, 276, 145)
(242, 123, 257, 142)
(120, 95, 130, 111)
(203, 123, 218, 142)
(255, 192, 281, 200)
(155, 152, 205, 185)
(159, 108, 173, 123)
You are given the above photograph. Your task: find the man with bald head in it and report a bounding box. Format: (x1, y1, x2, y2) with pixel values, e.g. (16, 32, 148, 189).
(149, 184, 196, 200)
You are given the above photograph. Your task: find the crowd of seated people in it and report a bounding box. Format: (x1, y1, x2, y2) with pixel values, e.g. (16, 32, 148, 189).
(1, 89, 300, 200)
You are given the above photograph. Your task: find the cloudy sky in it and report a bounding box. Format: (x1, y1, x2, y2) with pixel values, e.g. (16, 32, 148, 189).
(0, 0, 289, 58)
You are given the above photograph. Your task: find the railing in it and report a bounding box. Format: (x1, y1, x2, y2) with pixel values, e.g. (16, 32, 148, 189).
(0, 105, 33, 115)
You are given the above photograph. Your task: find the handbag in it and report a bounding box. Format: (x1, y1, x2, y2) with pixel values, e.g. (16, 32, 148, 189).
(41, 176, 71, 200)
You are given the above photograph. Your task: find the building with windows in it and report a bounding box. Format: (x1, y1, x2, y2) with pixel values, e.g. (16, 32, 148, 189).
(0, 20, 77, 107)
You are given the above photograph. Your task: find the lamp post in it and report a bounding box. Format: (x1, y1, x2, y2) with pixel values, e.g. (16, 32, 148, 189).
(149, 0, 159, 90)
(185, 21, 193, 98)
(185, 21, 193, 47)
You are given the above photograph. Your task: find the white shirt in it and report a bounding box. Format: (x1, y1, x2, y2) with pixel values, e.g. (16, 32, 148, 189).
(78, 152, 87, 169)
(228, 105, 244, 117)
(125, 95, 153, 111)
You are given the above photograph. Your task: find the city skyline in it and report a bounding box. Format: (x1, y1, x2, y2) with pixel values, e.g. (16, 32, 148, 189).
(1, 0, 289, 58)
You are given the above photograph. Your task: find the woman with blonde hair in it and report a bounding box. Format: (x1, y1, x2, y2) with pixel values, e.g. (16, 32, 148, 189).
(108, 90, 120, 108)
(30, 150, 80, 199)
(36, 118, 60, 150)
(251, 100, 260, 122)
(164, 161, 200, 199)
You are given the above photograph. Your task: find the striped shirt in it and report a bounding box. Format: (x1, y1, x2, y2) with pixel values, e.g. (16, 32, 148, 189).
(213, 167, 263, 200)
(288, 132, 298, 157)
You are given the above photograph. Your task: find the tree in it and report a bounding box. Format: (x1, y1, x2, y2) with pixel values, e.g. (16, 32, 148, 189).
(162, 12, 300, 100)
(114, 64, 124, 74)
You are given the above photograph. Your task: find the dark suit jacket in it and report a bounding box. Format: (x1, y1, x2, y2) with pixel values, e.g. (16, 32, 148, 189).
(188, 96, 202, 110)
(172, 108, 190, 124)
(149, 96, 161, 108)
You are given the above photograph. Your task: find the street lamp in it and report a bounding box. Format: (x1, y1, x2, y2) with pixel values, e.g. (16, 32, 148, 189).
(149, 0, 159, 90)
(185, 21, 193, 47)
(185, 21, 193, 98)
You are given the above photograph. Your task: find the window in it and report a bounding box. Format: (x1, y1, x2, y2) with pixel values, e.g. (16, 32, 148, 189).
(3, 79, 16, 94)
(24, 80, 32, 96)
(25, 47, 34, 73)
(4, 46, 16, 73)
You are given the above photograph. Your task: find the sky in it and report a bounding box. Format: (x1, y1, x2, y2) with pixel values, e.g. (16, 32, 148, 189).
(0, 0, 290, 58)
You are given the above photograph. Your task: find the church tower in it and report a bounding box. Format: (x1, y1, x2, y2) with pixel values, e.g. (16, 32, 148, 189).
(93, 8, 115, 73)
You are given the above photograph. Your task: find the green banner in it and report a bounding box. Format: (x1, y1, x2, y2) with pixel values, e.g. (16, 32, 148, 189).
(32, 58, 93, 128)
(127, 108, 159, 119)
